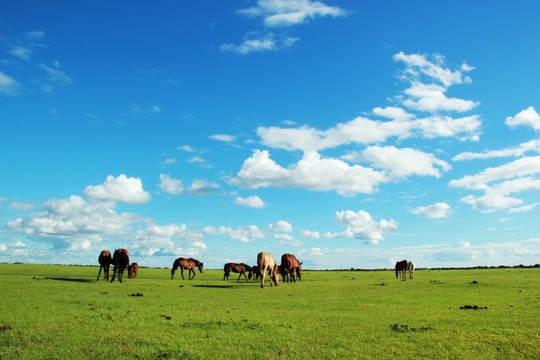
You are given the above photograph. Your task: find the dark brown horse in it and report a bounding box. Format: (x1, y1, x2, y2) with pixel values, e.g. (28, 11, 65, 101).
(395, 260, 407, 280)
(111, 249, 130, 283)
(96, 250, 112, 281)
(252, 265, 260, 280)
(257, 252, 279, 288)
(128, 262, 139, 279)
(280, 253, 302, 283)
(223, 263, 253, 281)
(171, 257, 204, 280)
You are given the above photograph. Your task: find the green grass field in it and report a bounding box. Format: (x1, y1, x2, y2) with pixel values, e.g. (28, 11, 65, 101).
(0, 264, 538, 359)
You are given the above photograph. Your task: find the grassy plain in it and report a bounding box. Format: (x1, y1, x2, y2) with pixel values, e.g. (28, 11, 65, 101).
(0, 264, 538, 359)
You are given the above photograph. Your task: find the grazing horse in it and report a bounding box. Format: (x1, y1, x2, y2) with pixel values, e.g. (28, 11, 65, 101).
(257, 252, 279, 289)
(252, 265, 261, 280)
(223, 263, 254, 281)
(171, 257, 204, 280)
(111, 249, 130, 283)
(128, 262, 139, 279)
(96, 250, 112, 281)
(280, 253, 303, 283)
(395, 260, 408, 280)
(407, 261, 415, 279)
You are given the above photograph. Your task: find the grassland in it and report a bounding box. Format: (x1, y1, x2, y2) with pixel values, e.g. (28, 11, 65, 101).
(0, 264, 538, 359)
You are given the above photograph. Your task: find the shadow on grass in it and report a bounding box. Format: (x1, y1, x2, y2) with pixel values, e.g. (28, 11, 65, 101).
(192, 284, 235, 288)
(44, 277, 95, 283)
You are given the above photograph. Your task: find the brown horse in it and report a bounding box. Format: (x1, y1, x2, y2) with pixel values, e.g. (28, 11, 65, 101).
(257, 252, 279, 288)
(171, 257, 204, 280)
(280, 253, 302, 283)
(111, 249, 130, 283)
(252, 265, 260, 280)
(96, 250, 112, 281)
(128, 262, 139, 279)
(223, 263, 254, 281)
(395, 260, 408, 280)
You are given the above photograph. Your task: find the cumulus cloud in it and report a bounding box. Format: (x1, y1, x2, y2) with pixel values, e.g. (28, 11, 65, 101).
(83, 174, 151, 204)
(235, 195, 266, 208)
(237, 0, 346, 27)
(203, 225, 265, 243)
(453, 139, 540, 161)
(411, 202, 451, 219)
(159, 173, 184, 195)
(187, 179, 220, 197)
(231, 149, 388, 196)
(505, 106, 540, 131)
(209, 134, 237, 142)
(324, 210, 398, 244)
(6, 195, 140, 247)
(301, 229, 321, 239)
(132, 223, 206, 257)
(402, 83, 479, 113)
(362, 146, 451, 178)
(268, 220, 293, 232)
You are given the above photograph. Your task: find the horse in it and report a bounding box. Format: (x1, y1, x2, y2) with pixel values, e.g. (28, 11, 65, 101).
(171, 257, 204, 280)
(223, 263, 253, 281)
(128, 262, 139, 279)
(257, 252, 279, 289)
(110, 249, 130, 283)
(251, 265, 261, 280)
(96, 250, 112, 281)
(280, 253, 302, 283)
(407, 261, 415, 279)
(395, 260, 407, 280)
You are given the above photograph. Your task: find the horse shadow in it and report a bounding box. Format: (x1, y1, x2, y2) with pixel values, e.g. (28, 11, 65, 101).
(44, 277, 95, 283)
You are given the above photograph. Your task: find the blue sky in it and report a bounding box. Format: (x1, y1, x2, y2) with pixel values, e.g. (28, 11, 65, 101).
(1, 0, 539, 269)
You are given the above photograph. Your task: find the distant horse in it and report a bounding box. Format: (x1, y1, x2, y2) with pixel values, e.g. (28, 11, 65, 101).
(280, 253, 302, 283)
(96, 250, 112, 281)
(407, 261, 415, 279)
(223, 263, 254, 281)
(171, 257, 204, 280)
(128, 262, 139, 279)
(395, 260, 407, 280)
(257, 252, 279, 289)
(111, 249, 130, 283)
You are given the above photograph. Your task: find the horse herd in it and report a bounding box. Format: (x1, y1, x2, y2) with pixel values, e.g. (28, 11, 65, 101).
(97, 249, 414, 286)
(395, 259, 415, 280)
(96, 250, 301, 288)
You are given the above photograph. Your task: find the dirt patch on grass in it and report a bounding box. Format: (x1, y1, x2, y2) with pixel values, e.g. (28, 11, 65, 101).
(459, 305, 488, 310)
(390, 324, 434, 333)
(0, 325, 12, 331)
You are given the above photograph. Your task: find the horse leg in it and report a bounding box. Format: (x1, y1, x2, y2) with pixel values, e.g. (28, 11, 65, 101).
(105, 266, 109, 281)
(110, 266, 117, 283)
(97, 266, 103, 281)
(189, 269, 195, 280)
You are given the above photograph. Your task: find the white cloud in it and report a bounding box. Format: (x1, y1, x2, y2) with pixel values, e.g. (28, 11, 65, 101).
(38, 62, 72, 93)
(237, 0, 346, 27)
(221, 32, 298, 54)
(509, 202, 539, 213)
(449, 156, 540, 190)
(25, 30, 46, 41)
(0, 71, 22, 96)
(362, 146, 451, 178)
(203, 225, 265, 243)
(413, 115, 481, 140)
(209, 134, 237, 142)
(453, 139, 540, 161)
(324, 210, 398, 244)
(393, 52, 472, 87)
(268, 220, 293, 232)
(187, 179, 220, 197)
(505, 106, 540, 131)
(178, 145, 195, 152)
(158, 173, 184, 195)
(9, 201, 35, 211)
(373, 106, 414, 121)
(402, 83, 479, 113)
(83, 174, 152, 204)
(411, 202, 451, 219)
(6, 196, 139, 246)
(231, 149, 388, 196)
(301, 229, 321, 239)
(9, 46, 32, 61)
(235, 195, 266, 208)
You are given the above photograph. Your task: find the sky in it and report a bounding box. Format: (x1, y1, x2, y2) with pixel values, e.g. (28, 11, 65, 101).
(1, 0, 540, 270)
